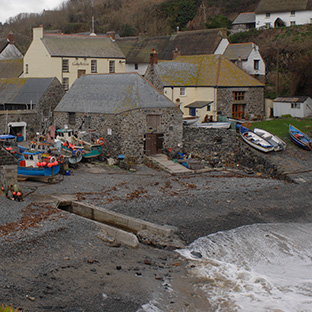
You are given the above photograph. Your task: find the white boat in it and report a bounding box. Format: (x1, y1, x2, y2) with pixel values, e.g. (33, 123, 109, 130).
(253, 128, 286, 151)
(195, 121, 231, 129)
(240, 126, 275, 153)
(183, 116, 200, 125)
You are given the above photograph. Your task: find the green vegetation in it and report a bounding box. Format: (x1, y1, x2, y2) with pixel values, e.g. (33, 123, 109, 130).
(0, 305, 20, 312)
(250, 117, 312, 143)
(206, 15, 232, 29)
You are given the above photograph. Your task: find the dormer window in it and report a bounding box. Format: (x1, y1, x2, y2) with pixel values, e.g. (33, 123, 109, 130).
(265, 13, 270, 18)
(290, 11, 295, 16)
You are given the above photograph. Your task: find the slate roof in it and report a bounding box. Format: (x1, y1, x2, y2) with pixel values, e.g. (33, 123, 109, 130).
(154, 55, 264, 88)
(232, 12, 256, 25)
(255, 0, 312, 13)
(13, 78, 55, 104)
(116, 28, 228, 63)
(223, 43, 254, 61)
(42, 33, 125, 59)
(274, 96, 310, 103)
(0, 38, 8, 53)
(0, 59, 23, 78)
(0, 78, 55, 104)
(185, 101, 213, 108)
(54, 73, 177, 114)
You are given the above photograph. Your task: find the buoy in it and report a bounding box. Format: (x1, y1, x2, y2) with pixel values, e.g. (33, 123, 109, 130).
(58, 154, 65, 164)
(98, 137, 105, 145)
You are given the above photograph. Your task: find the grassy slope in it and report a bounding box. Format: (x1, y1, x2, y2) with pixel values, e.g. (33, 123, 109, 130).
(250, 118, 312, 144)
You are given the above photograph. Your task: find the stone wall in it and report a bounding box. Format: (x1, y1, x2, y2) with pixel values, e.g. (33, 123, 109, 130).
(0, 111, 38, 137)
(0, 146, 17, 188)
(183, 126, 280, 177)
(216, 87, 264, 120)
(54, 107, 183, 161)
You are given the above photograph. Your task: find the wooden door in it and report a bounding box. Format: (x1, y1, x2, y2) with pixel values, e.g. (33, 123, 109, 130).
(145, 133, 164, 155)
(232, 104, 246, 119)
(78, 70, 86, 78)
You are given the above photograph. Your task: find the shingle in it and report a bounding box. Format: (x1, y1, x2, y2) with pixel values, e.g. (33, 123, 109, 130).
(155, 55, 264, 87)
(232, 12, 256, 25)
(42, 34, 125, 59)
(54, 73, 177, 114)
(223, 43, 253, 61)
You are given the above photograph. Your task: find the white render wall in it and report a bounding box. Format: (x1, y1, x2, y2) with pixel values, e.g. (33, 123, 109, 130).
(126, 63, 147, 76)
(241, 45, 266, 76)
(163, 86, 216, 122)
(256, 11, 312, 28)
(273, 99, 312, 118)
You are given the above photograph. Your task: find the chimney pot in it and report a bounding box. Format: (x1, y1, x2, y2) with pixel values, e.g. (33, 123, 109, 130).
(7, 32, 14, 44)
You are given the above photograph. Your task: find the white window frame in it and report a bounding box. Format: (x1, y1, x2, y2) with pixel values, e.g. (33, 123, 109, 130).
(109, 60, 115, 73)
(265, 13, 270, 18)
(62, 77, 69, 91)
(91, 60, 97, 73)
(254, 59, 260, 70)
(62, 59, 69, 72)
(180, 87, 186, 96)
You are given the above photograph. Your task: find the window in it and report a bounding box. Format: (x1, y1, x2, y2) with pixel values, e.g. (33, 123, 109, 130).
(91, 60, 97, 73)
(68, 112, 76, 124)
(291, 103, 300, 109)
(62, 59, 69, 72)
(135, 64, 138, 70)
(180, 87, 186, 96)
(62, 78, 69, 91)
(290, 11, 295, 16)
(189, 108, 196, 116)
(233, 91, 245, 101)
(207, 105, 211, 111)
(109, 60, 115, 73)
(25, 64, 28, 74)
(265, 13, 270, 18)
(265, 22, 271, 28)
(254, 60, 260, 70)
(290, 21, 296, 26)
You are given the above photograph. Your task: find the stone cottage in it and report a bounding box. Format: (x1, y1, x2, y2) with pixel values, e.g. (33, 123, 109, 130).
(53, 73, 183, 160)
(0, 78, 65, 140)
(144, 54, 265, 122)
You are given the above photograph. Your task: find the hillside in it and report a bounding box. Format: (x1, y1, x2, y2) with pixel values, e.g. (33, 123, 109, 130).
(0, 0, 311, 98)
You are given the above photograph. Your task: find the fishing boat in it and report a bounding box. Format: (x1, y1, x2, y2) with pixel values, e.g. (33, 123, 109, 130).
(253, 128, 286, 151)
(183, 116, 200, 125)
(289, 124, 312, 151)
(18, 151, 61, 180)
(239, 125, 275, 153)
(0, 134, 24, 159)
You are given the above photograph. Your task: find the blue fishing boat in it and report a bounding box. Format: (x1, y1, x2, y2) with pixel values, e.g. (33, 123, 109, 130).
(18, 151, 61, 179)
(289, 124, 312, 151)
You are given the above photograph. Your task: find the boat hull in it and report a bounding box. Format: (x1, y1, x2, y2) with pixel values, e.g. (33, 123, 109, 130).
(18, 164, 61, 177)
(253, 128, 286, 151)
(240, 126, 275, 153)
(289, 125, 312, 151)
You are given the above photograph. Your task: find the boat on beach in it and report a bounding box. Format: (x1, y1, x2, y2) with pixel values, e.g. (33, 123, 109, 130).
(253, 128, 286, 151)
(183, 116, 200, 125)
(17, 151, 61, 180)
(239, 125, 275, 153)
(194, 121, 231, 129)
(289, 124, 312, 151)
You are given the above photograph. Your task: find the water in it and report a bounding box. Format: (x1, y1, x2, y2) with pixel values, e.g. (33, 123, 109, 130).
(177, 223, 312, 312)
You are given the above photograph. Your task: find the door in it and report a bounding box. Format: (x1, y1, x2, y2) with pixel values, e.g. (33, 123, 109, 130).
(232, 104, 246, 119)
(144, 133, 164, 155)
(78, 70, 86, 78)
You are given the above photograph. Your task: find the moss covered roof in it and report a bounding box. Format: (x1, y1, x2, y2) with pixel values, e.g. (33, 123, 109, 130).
(155, 55, 264, 87)
(255, 0, 312, 13)
(0, 59, 23, 78)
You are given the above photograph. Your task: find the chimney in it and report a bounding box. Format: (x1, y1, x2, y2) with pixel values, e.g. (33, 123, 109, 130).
(172, 47, 181, 60)
(107, 31, 115, 41)
(7, 32, 14, 44)
(150, 48, 158, 67)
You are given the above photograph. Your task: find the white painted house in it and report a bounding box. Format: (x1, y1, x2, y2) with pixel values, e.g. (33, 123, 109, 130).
(273, 96, 312, 118)
(255, 0, 312, 28)
(223, 42, 265, 81)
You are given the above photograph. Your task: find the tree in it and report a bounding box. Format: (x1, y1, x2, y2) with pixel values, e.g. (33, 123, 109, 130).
(205, 15, 232, 29)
